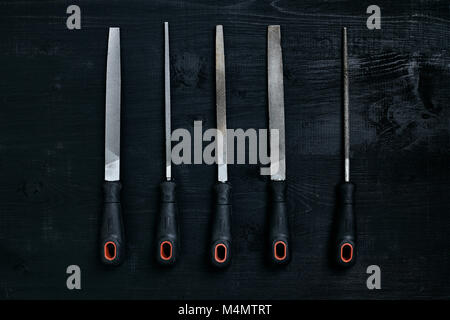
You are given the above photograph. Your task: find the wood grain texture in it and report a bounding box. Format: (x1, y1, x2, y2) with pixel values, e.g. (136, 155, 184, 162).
(0, 0, 449, 299)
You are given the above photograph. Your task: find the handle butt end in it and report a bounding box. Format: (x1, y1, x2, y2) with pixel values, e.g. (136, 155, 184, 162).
(271, 240, 290, 264)
(211, 240, 231, 268)
(104, 241, 117, 261)
(100, 239, 125, 266)
(157, 239, 177, 265)
(336, 240, 356, 267)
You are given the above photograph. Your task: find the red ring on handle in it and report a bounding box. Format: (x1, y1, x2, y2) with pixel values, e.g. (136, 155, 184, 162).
(340, 243, 353, 263)
(104, 241, 117, 261)
(274, 241, 287, 261)
(160, 241, 173, 260)
(214, 243, 227, 263)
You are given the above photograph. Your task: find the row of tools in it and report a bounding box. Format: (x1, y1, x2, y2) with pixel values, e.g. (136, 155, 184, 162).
(100, 24, 356, 269)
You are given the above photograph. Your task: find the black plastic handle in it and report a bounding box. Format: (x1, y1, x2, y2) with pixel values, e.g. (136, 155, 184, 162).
(335, 182, 356, 267)
(100, 181, 125, 266)
(156, 180, 179, 265)
(268, 180, 290, 264)
(210, 182, 232, 268)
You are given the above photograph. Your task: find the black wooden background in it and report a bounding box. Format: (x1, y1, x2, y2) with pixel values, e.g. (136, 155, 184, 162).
(0, 0, 449, 300)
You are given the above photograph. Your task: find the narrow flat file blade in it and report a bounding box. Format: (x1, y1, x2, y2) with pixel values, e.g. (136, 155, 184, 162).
(342, 27, 350, 183)
(164, 22, 172, 180)
(268, 25, 286, 181)
(216, 25, 228, 182)
(104, 27, 121, 181)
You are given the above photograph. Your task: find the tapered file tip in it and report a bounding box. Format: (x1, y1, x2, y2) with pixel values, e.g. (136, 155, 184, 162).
(268, 25, 280, 31)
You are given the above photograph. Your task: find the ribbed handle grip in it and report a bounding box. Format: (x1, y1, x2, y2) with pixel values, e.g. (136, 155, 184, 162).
(210, 182, 232, 268)
(335, 182, 356, 267)
(100, 181, 125, 266)
(156, 180, 179, 265)
(269, 180, 290, 264)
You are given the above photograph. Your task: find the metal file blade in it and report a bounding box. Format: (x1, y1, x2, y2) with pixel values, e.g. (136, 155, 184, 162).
(268, 25, 286, 181)
(164, 22, 172, 180)
(104, 27, 121, 182)
(342, 27, 350, 183)
(216, 25, 228, 183)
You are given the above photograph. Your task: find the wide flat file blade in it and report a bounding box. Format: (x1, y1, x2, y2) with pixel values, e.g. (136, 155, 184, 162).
(268, 25, 286, 181)
(164, 22, 172, 180)
(216, 25, 228, 182)
(105, 27, 121, 182)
